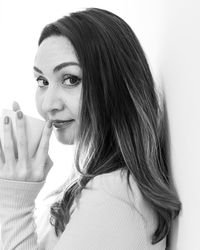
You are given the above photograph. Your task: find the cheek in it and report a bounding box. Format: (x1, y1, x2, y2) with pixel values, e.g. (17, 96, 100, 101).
(75, 87, 83, 118)
(70, 99, 82, 119)
(64, 90, 82, 118)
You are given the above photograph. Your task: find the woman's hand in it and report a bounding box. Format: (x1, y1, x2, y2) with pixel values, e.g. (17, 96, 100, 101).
(0, 101, 53, 182)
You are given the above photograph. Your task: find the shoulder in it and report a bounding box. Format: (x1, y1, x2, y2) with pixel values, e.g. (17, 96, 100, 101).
(80, 168, 159, 234)
(88, 169, 161, 237)
(85, 168, 155, 220)
(57, 169, 166, 249)
(85, 169, 137, 205)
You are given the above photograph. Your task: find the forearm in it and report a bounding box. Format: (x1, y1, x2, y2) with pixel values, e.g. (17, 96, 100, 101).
(0, 178, 45, 250)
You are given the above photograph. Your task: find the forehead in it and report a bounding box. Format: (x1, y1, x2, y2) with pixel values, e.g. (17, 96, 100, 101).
(34, 36, 79, 66)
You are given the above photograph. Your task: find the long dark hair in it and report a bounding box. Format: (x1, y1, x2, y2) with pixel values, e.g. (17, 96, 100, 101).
(38, 8, 181, 245)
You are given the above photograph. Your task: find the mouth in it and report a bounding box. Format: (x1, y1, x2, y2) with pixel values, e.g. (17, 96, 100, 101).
(52, 119, 75, 129)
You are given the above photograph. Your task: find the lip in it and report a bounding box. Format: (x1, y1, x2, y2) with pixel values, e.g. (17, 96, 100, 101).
(52, 120, 74, 129)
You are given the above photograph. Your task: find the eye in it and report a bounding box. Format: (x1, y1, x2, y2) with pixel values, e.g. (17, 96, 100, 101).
(62, 75, 81, 87)
(35, 76, 48, 88)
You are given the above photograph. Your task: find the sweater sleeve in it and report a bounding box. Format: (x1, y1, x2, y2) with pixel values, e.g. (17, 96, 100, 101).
(0, 178, 45, 250)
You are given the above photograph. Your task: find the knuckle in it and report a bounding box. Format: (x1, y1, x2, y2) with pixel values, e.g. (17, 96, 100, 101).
(17, 165, 30, 178)
(5, 169, 15, 179)
(6, 170, 15, 179)
(17, 171, 27, 180)
(33, 171, 44, 181)
(47, 157, 54, 166)
(50, 160, 53, 167)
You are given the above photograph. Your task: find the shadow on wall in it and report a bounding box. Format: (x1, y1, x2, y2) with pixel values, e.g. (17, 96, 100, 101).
(167, 218, 181, 250)
(157, 85, 182, 250)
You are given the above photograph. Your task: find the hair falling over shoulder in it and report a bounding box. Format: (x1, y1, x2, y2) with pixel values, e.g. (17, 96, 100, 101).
(39, 8, 181, 245)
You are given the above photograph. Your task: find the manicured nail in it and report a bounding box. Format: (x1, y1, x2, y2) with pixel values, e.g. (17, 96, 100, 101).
(48, 120, 52, 128)
(4, 116, 9, 124)
(17, 111, 23, 119)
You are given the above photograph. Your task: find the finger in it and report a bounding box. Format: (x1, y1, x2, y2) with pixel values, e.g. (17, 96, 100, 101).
(15, 111, 28, 163)
(0, 139, 5, 165)
(12, 101, 21, 112)
(3, 116, 16, 165)
(43, 154, 54, 177)
(35, 120, 53, 170)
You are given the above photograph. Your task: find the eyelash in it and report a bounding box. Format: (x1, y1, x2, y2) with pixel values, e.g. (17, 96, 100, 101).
(35, 75, 81, 88)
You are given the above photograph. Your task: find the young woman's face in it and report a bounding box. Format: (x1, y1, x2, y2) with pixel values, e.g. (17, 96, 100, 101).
(33, 36, 82, 145)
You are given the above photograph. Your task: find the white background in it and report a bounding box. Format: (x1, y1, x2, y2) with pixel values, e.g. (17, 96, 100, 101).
(0, 1, 200, 249)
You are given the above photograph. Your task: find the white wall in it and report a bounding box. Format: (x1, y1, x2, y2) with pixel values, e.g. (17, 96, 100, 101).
(159, 1, 200, 249)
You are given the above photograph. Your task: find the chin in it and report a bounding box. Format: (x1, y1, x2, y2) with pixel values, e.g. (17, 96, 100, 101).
(53, 128, 76, 145)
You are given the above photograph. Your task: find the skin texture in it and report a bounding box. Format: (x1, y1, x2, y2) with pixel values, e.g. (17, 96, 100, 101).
(33, 36, 83, 145)
(0, 105, 53, 182)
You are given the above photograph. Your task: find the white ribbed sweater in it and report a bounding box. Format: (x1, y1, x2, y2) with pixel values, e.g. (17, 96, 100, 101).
(0, 169, 166, 250)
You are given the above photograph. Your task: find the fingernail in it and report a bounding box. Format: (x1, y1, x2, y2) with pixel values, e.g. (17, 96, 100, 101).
(4, 116, 9, 124)
(13, 101, 20, 111)
(48, 120, 52, 128)
(17, 111, 23, 119)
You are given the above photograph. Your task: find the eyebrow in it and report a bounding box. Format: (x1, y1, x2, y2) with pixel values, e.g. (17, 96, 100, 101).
(33, 62, 80, 74)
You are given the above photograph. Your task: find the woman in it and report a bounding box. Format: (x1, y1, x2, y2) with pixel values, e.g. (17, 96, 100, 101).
(0, 8, 181, 249)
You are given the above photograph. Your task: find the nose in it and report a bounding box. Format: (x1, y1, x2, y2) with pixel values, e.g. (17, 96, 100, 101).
(41, 85, 64, 117)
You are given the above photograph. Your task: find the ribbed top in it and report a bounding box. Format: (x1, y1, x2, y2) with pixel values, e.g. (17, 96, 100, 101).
(0, 169, 166, 250)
